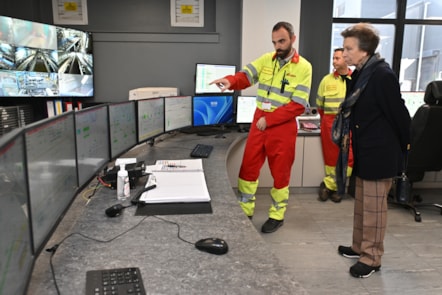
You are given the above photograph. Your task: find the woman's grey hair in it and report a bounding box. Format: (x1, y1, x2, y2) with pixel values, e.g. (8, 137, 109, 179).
(341, 23, 379, 55)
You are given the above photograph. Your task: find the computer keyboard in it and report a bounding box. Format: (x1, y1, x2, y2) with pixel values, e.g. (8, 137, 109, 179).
(86, 267, 146, 295)
(190, 143, 213, 158)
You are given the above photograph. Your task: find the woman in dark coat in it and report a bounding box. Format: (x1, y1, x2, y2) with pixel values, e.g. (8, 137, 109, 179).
(336, 23, 411, 278)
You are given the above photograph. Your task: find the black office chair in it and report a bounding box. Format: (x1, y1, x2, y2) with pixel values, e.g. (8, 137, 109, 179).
(390, 80, 442, 222)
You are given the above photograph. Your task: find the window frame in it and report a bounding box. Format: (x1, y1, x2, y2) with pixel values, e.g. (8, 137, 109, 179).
(332, 0, 442, 76)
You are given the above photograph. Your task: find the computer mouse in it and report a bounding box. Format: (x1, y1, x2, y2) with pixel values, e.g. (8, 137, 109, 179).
(195, 238, 228, 255)
(105, 204, 124, 217)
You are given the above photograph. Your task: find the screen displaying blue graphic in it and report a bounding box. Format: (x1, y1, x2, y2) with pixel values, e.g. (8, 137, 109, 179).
(192, 95, 234, 127)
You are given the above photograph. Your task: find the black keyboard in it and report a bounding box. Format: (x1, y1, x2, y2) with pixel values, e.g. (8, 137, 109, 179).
(190, 143, 213, 158)
(86, 267, 146, 295)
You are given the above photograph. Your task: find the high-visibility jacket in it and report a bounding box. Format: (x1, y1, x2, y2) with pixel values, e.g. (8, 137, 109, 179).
(227, 51, 312, 219)
(316, 70, 353, 191)
(227, 52, 311, 117)
(316, 70, 351, 115)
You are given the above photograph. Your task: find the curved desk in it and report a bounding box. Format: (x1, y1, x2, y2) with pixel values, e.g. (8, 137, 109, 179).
(27, 132, 307, 295)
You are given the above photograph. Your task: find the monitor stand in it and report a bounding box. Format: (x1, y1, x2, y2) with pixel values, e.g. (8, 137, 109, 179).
(197, 129, 230, 136)
(237, 124, 250, 133)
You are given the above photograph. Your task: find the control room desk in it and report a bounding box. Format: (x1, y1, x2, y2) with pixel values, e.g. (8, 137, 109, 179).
(27, 132, 308, 295)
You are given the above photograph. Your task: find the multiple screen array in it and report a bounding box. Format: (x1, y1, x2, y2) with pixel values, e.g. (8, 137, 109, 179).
(0, 15, 93, 97)
(0, 93, 249, 260)
(0, 96, 194, 295)
(194, 63, 258, 125)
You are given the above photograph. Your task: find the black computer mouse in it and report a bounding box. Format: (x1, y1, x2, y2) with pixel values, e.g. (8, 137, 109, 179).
(105, 204, 124, 217)
(195, 238, 228, 255)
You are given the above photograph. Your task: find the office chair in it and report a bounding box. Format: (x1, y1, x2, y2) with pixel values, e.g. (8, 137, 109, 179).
(390, 80, 442, 222)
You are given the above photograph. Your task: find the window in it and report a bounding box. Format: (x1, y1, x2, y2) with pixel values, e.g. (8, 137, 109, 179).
(401, 25, 442, 91)
(332, 23, 395, 67)
(333, 0, 397, 18)
(332, 0, 442, 91)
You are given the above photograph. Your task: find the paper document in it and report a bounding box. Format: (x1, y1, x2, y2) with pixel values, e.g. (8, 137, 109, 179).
(138, 171, 211, 203)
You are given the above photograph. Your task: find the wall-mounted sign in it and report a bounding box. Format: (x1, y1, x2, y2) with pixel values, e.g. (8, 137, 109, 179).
(52, 0, 88, 25)
(170, 0, 204, 27)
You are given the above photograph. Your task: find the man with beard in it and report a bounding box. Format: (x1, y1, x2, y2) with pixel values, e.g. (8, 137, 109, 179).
(210, 21, 312, 233)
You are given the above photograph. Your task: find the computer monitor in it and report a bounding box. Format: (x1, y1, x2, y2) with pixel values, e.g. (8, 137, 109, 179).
(0, 129, 34, 295)
(108, 101, 137, 159)
(137, 97, 165, 143)
(236, 95, 257, 124)
(164, 96, 192, 132)
(194, 63, 236, 94)
(0, 15, 94, 98)
(75, 104, 110, 187)
(402, 91, 425, 117)
(24, 112, 78, 255)
(192, 95, 234, 127)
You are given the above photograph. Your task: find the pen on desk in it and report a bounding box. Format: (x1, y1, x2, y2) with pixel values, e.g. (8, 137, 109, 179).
(131, 184, 157, 205)
(166, 165, 186, 168)
(145, 184, 157, 190)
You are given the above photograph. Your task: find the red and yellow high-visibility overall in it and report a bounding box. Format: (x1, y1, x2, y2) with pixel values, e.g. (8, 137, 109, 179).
(225, 51, 312, 219)
(316, 70, 353, 191)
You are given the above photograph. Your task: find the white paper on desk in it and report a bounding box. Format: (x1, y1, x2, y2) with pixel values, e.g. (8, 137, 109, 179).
(153, 158, 204, 172)
(139, 171, 211, 203)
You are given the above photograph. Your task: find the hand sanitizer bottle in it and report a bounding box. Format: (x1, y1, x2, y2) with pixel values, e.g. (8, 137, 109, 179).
(117, 164, 130, 200)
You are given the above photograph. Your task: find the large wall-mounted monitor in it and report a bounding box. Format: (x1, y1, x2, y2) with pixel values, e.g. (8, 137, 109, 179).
(236, 95, 257, 124)
(24, 112, 78, 255)
(109, 101, 137, 159)
(0, 129, 34, 295)
(75, 105, 110, 186)
(164, 95, 192, 132)
(401, 91, 425, 117)
(0, 15, 94, 97)
(194, 63, 236, 94)
(192, 95, 234, 127)
(137, 97, 165, 143)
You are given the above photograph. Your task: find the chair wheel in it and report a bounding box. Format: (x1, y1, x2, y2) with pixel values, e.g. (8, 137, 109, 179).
(415, 213, 422, 222)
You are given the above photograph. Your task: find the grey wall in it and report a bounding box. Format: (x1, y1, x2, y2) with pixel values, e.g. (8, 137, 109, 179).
(1, 0, 242, 103)
(299, 0, 334, 104)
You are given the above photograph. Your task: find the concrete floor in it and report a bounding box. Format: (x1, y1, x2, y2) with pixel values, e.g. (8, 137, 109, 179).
(251, 189, 442, 295)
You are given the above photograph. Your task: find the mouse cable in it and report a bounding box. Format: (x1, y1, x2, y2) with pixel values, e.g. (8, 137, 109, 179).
(45, 215, 195, 294)
(81, 180, 104, 205)
(152, 215, 194, 245)
(45, 216, 149, 295)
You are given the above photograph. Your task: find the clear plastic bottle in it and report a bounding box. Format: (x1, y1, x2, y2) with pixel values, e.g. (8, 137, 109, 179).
(117, 164, 130, 200)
